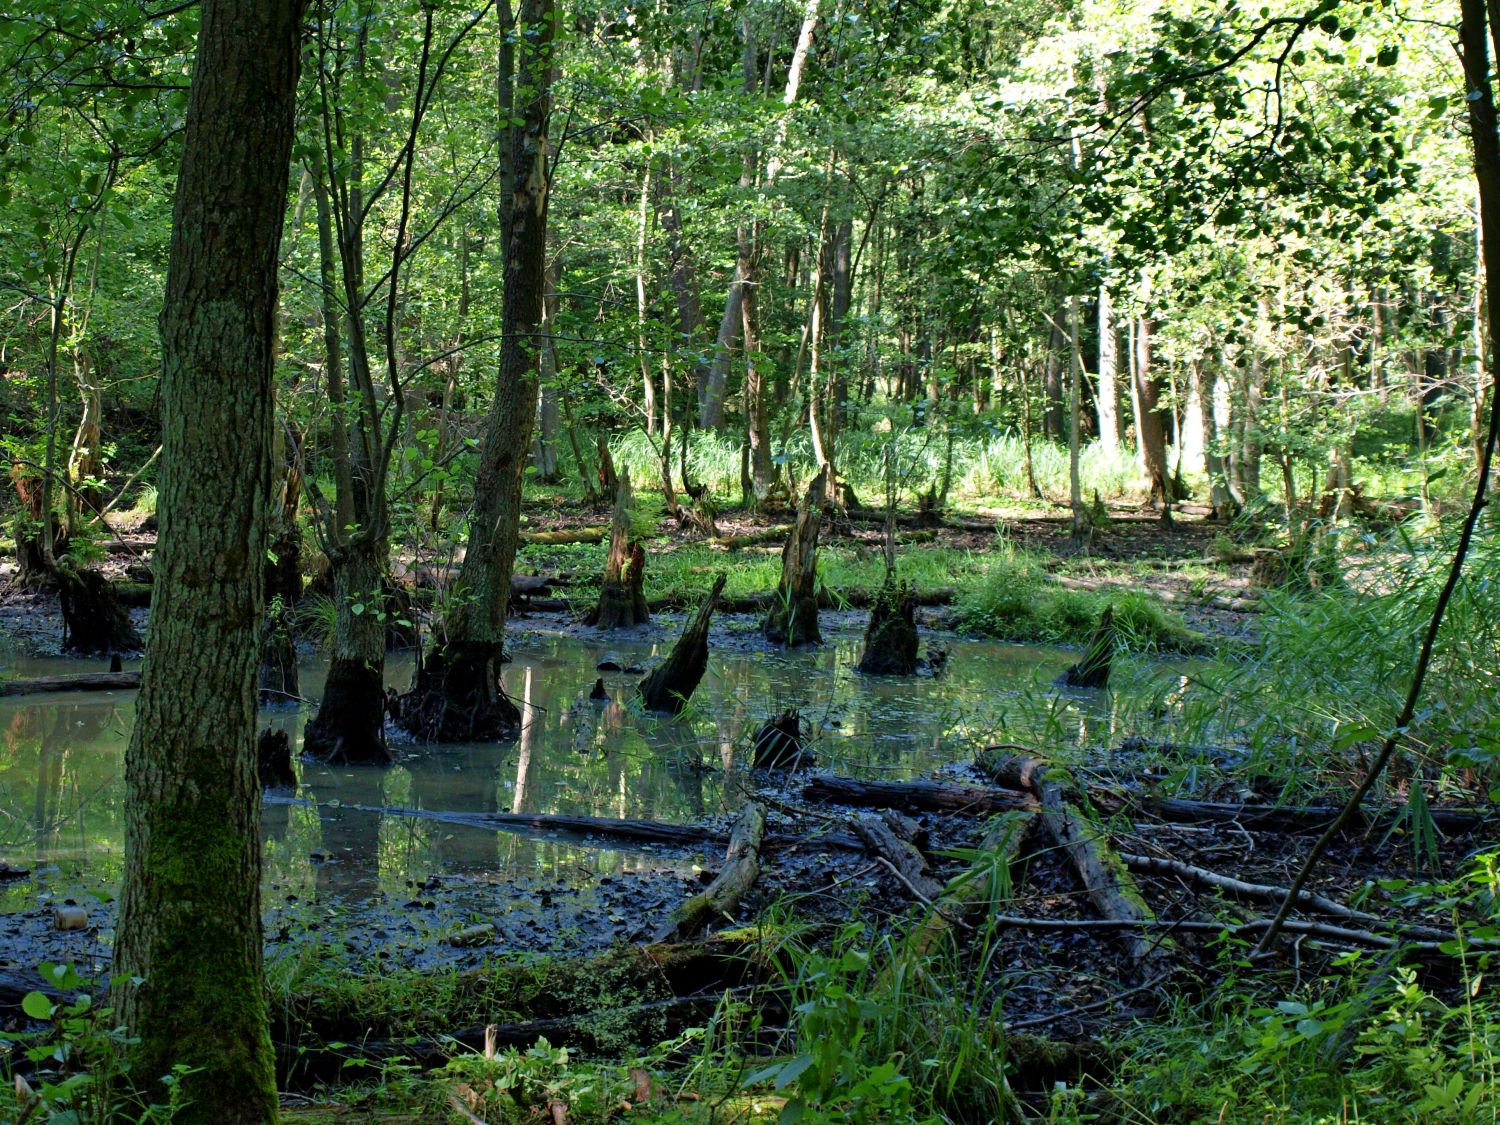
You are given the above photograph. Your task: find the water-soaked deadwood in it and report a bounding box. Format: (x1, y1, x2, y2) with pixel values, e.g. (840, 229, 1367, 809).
(586, 471, 650, 629)
(638, 571, 726, 713)
(763, 472, 825, 646)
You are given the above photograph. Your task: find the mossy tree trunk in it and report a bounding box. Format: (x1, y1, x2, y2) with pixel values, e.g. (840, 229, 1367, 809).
(402, 0, 553, 742)
(111, 2, 302, 1120)
(763, 471, 825, 646)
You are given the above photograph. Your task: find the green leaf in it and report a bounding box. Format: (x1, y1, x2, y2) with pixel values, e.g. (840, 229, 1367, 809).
(21, 991, 54, 1020)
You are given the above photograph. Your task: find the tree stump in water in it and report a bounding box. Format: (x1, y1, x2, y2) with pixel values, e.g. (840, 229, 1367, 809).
(1061, 604, 1115, 689)
(400, 639, 521, 742)
(8, 463, 64, 588)
(763, 473, 825, 647)
(303, 656, 391, 764)
(638, 572, 725, 714)
(586, 473, 650, 629)
(58, 568, 142, 654)
(752, 707, 812, 770)
(856, 576, 919, 675)
(258, 601, 300, 705)
(257, 728, 296, 790)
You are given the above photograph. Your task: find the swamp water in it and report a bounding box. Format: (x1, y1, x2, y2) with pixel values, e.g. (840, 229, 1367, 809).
(0, 620, 1184, 972)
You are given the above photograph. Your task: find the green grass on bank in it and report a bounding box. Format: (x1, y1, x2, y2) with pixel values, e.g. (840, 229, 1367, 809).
(514, 530, 1206, 655)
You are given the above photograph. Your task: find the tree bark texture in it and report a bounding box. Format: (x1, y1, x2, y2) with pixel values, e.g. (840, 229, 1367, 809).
(404, 0, 553, 741)
(763, 471, 825, 646)
(111, 1, 303, 1120)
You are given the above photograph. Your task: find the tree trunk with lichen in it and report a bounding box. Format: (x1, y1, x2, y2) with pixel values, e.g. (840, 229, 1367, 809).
(763, 473, 825, 647)
(111, 2, 302, 1119)
(586, 472, 649, 629)
(402, 0, 552, 742)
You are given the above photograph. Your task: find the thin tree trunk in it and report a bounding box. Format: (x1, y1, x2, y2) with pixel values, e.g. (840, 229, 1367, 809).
(1096, 281, 1121, 454)
(403, 0, 553, 742)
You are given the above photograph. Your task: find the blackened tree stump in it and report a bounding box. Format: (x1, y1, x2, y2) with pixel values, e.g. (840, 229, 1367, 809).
(257, 728, 296, 790)
(1061, 604, 1115, 689)
(58, 568, 142, 654)
(586, 472, 650, 629)
(763, 472, 825, 647)
(752, 707, 811, 770)
(856, 576, 919, 675)
(638, 572, 725, 714)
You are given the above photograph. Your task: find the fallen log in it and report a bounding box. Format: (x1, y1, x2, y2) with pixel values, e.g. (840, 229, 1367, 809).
(803, 775, 1038, 816)
(854, 811, 941, 902)
(278, 988, 762, 1089)
(707, 523, 793, 551)
(1118, 853, 1380, 924)
(519, 527, 607, 545)
(903, 812, 1037, 961)
(638, 572, 726, 714)
(1099, 791, 1497, 835)
(655, 801, 766, 942)
(0, 671, 142, 696)
(274, 936, 760, 1050)
(979, 752, 1173, 979)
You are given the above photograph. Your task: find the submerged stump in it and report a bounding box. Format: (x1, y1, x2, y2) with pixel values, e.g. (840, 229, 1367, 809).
(1061, 604, 1115, 689)
(257, 728, 296, 790)
(401, 639, 521, 742)
(763, 472, 826, 647)
(856, 576, 919, 675)
(752, 707, 812, 770)
(586, 472, 650, 629)
(58, 568, 142, 655)
(638, 572, 726, 714)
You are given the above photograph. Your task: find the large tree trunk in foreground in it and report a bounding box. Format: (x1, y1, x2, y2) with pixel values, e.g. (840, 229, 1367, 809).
(763, 472, 825, 646)
(111, 1, 302, 1119)
(638, 572, 726, 714)
(585, 471, 649, 629)
(401, 0, 553, 742)
(303, 537, 390, 762)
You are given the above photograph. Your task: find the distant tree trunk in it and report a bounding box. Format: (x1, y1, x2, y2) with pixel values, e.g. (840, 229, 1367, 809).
(744, 275, 775, 504)
(1201, 357, 1239, 521)
(111, 0, 302, 1118)
(1043, 310, 1066, 440)
(699, 0, 820, 429)
(1133, 302, 1174, 512)
(303, 536, 391, 763)
(1096, 282, 1121, 454)
(532, 253, 562, 481)
(402, 0, 553, 742)
(764, 471, 825, 646)
(586, 472, 650, 629)
(1067, 297, 1085, 539)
